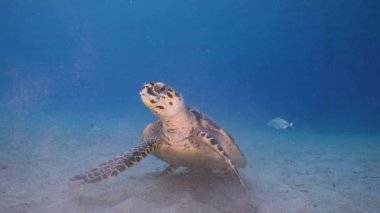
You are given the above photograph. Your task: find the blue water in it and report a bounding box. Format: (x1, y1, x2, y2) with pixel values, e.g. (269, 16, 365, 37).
(1, 0, 379, 133)
(0, 1, 380, 212)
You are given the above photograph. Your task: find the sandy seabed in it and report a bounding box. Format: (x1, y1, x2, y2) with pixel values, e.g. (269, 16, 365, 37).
(0, 114, 379, 213)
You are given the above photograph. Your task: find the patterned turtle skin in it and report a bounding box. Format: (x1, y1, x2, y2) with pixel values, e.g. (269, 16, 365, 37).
(70, 82, 247, 190)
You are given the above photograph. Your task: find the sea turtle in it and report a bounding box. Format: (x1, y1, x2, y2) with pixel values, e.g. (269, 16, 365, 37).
(70, 82, 247, 190)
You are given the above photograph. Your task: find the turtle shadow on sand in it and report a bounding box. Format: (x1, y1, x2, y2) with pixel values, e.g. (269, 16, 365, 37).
(70, 170, 256, 212)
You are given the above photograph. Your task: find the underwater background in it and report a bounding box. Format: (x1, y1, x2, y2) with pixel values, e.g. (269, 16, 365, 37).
(1, 0, 379, 133)
(1, 0, 379, 212)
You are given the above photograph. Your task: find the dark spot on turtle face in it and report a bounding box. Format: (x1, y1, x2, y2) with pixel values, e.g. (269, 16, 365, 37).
(217, 146, 224, 152)
(169, 101, 173, 105)
(167, 92, 173, 98)
(150, 99, 157, 104)
(155, 105, 165, 109)
(102, 173, 109, 179)
(174, 92, 180, 97)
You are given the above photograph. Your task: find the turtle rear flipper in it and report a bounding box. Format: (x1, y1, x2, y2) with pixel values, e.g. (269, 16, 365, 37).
(70, 138, 162, 185)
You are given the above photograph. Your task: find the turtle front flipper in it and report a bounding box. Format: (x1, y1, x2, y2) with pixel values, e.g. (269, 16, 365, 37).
(197, 131, 247, 191)
(70, 138, 162, 185)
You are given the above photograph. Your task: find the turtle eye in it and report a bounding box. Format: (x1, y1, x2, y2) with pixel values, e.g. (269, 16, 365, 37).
(146, 87, 156, 96)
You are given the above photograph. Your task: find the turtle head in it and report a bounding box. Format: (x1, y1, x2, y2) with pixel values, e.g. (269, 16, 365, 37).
(140, 82, 185, 117)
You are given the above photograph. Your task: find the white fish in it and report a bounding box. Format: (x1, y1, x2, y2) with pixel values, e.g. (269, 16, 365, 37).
(267, 117, 294, 130)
